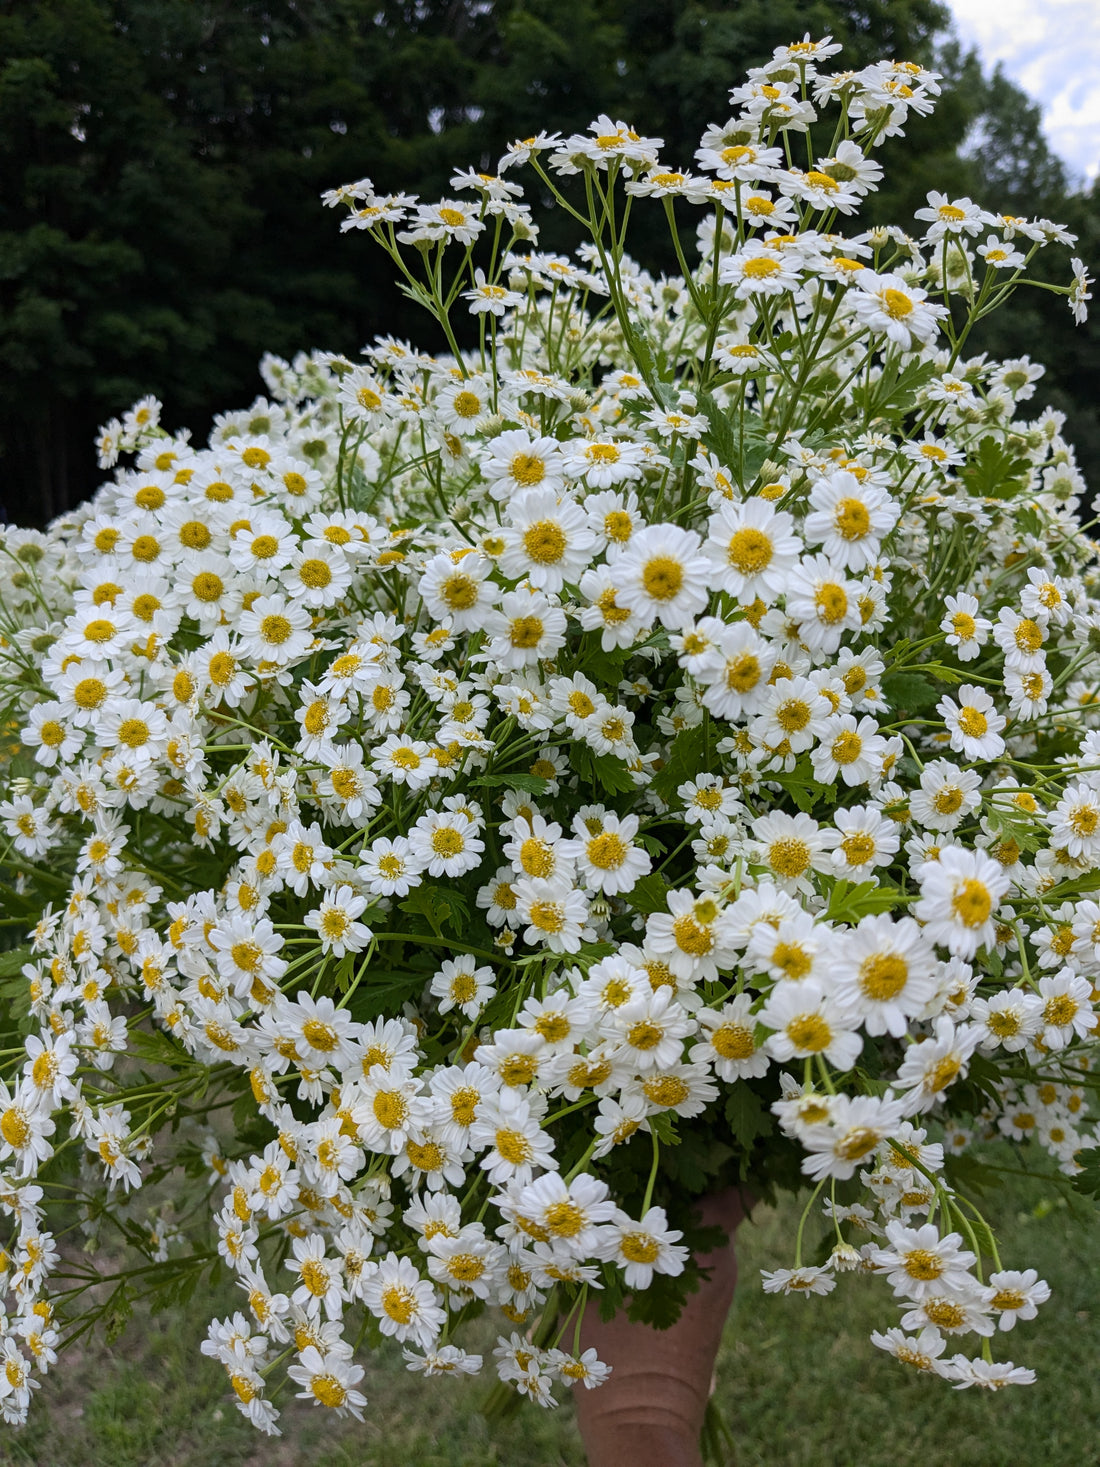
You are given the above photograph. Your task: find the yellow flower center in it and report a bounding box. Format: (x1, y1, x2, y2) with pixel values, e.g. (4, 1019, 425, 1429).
(672, 914, 713, 956)
(510, 453, 546, 485)
(73, 676, 108, 709)
(814, 583, 848, 624)
(0, 1108, 29, 1148)
(726, 654, 761, 693)
(835, 498, 871, 539)
(743, 257, 782, 279)
(523, 520, 567, 564)
(260, 614, 292, 645)
(620, 1232, 660, 1264)
(373, 1091, 408, 1128)
(495, 1129, 532, 1165)
(769, 837, 810, 879)
(860, 953, 908, 1000)
(452, 390, 482, 418)
(711, 1022, 755, 1060)
(835, 1126, 880, 1161)
(499, 1053, 538, 1086)
(450, 1087, 479, 1126)
(1043, 994, 1078, 1027)
(528, 900, 564, 934)
(933, 785, 964, 814)
(956, 706, 988, 738)
(882, 288, 913, 318)
(406, 1140, 445, 1172)
(950, 878, 992, 927)
(641, 556, 684, 601)
(903, 1249, 943, 1281)
(727, 527, 773, 573)
(785, 1014, 833, 1052)
(431, 827, 465, 858)
(587, 832, 627, 869)
(299, 558, 332, 589)
(840, 833, 876, 865)
(509, 615, 544, 648)
(641, 1075, 690, 1107)
(605, 510, 633, 542)
(831, 730, 863, 765)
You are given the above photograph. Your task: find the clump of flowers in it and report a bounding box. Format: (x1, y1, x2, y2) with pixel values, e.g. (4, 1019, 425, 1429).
(0, 33, 1098, 1434)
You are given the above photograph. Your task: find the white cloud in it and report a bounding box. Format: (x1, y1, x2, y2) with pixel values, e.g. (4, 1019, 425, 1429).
(947, 0, 1100, 183)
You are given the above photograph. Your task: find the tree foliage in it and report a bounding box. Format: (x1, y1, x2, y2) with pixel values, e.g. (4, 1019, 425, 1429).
(0, 0, 1094, 526)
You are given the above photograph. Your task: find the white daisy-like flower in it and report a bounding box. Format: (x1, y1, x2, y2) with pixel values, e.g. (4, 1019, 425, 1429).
(803, 471, 898, 570)
(408, 809, 485, 878)
(870, 1220, 978, 1301)
(984, 1268, 1051, 1331)
(429, 956, 496, 1020)
(499, 488, 597, 591)
(608, 523, 711, 631)
(914, 846, 1010, 959)
(481, 429, 567, 501)
(482, 587, 569, 669)
(936, 685, 1006, 762)
(562, 810, 651, 896)
(869, 1325, 950, 1375)
(563, 436, 648, 488)
(830, 915, 938, 1037)
(690, 994, 770, 1081)
(702, 498, 801, 601)
(596, 1206, 689, 1289)
(304, 887, 372, 958)
(359, 836, 423, 897)
(758, 979, 863, 1069)
(361, 1252, 447, 1347)
(784, 554, 863, 654)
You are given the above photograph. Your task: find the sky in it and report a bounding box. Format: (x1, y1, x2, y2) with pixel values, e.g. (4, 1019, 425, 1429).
(947, 0, 1100, 185)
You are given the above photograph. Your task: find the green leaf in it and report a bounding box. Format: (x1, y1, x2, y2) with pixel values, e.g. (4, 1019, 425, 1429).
(824, 879, 904, 924)
(1070, 1148, 1100, 1200)
(0, 946, 30, 977)
(723, 1084, 773, 1150)
(854, 357, 936, 419)
(398, 884, 470, 938)
(474, 772, 549, 795)
(1017, 506, 1044, 538)
(648, 1110, 679, 1144)
(959, 434, 1030, 500)
(696, 395, 771, 485)
(881, 672, 946, 712)
(981, 800, 1043, 855)
(572, 745, 637, 796)
(579, 641, 628, 687)
(128, 1029, 191, 1069)
(768, 768, 837, 815)
(630, 332, 677, 407)
(627, 871, 670, 915)
(650, 722, 710, 804)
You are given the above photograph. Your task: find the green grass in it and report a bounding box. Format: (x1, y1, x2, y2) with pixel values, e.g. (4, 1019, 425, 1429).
(2, 1174, 1097, 1467)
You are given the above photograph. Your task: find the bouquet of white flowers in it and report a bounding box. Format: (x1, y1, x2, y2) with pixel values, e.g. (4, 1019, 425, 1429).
(0, 31, 1096, 1434)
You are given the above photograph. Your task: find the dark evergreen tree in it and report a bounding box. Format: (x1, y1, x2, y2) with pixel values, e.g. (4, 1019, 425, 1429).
(0, 0, 1093, 526)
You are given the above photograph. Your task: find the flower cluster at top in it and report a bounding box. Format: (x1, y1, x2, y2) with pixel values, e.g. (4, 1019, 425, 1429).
(0, 33, 1097, 1432)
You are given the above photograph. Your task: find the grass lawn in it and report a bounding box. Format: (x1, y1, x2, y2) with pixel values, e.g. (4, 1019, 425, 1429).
(1, 1171, 1096, 1467)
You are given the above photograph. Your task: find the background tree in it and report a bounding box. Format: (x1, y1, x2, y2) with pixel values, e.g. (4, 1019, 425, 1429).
(0, 0, 1094, 526)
